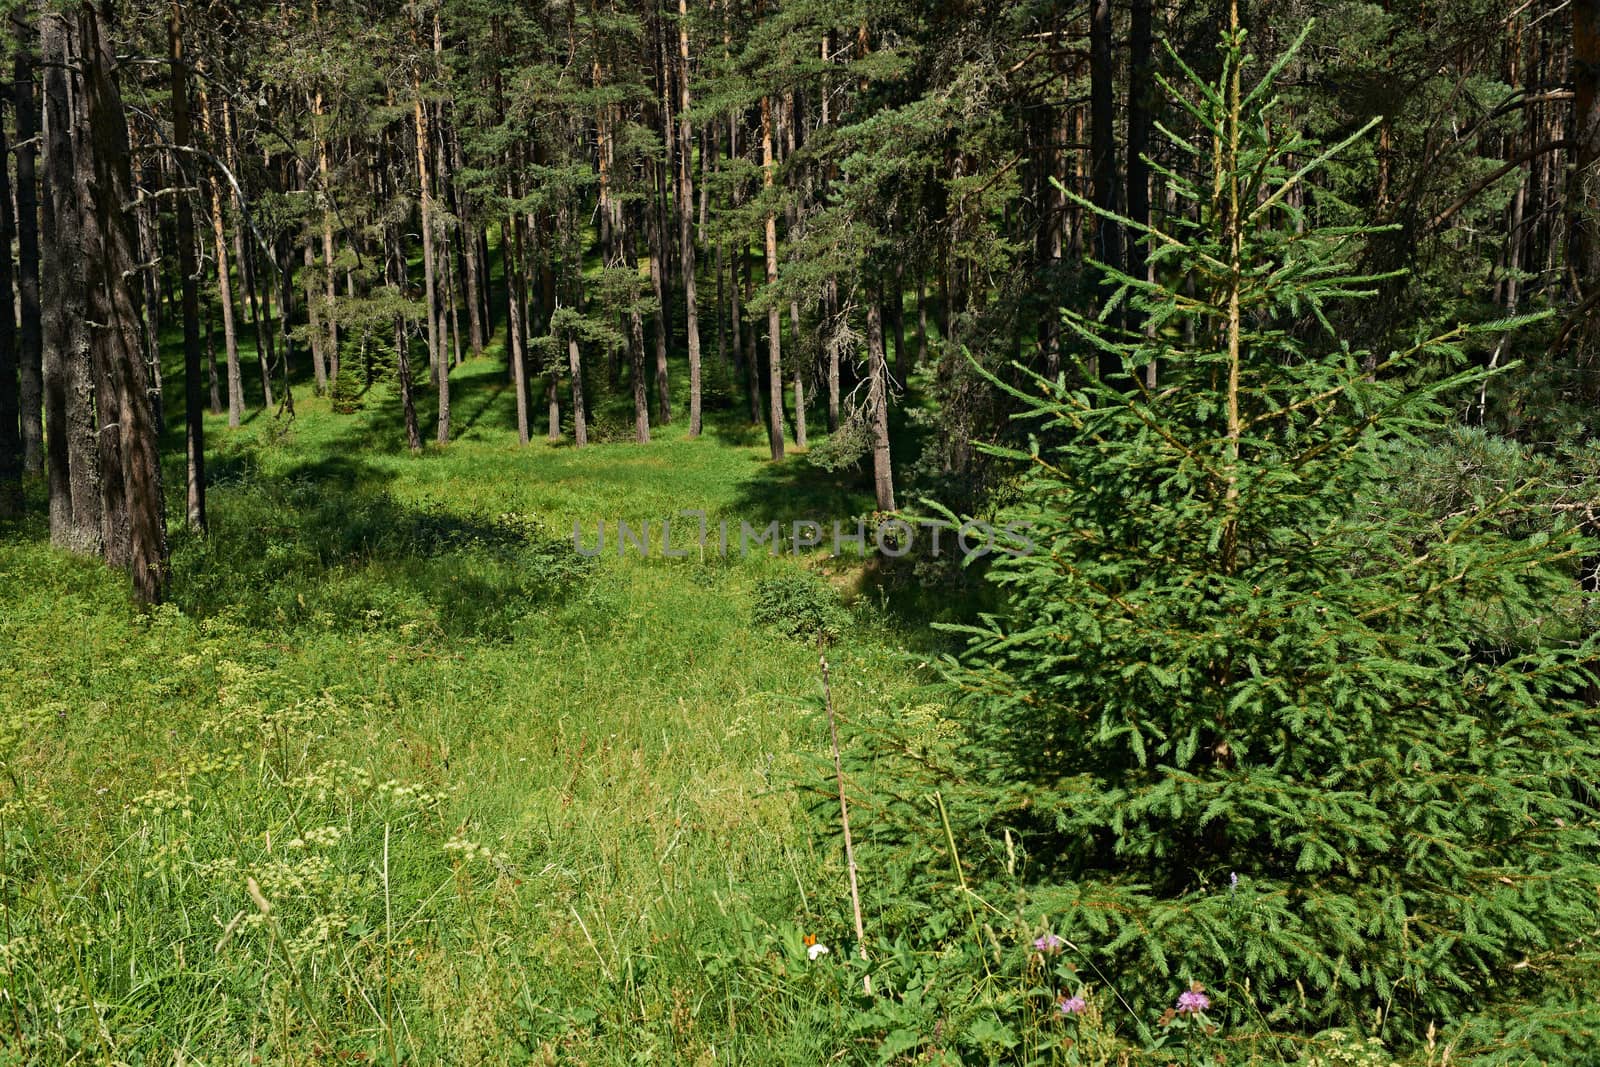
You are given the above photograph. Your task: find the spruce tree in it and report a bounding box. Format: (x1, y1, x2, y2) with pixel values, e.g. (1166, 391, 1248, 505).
(939, 11, 1600, 1048)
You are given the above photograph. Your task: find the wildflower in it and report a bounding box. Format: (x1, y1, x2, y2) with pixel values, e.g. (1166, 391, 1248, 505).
(1034, 932, 1064, 954)
(807, 943, 830, 961)
(1176, 989, 1210, 1014)
(1229, 871, 1239, 890)
(1057, 995, 1086, 1016)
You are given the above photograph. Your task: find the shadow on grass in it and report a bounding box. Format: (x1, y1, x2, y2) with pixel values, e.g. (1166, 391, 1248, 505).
(172, 448, 593, 641)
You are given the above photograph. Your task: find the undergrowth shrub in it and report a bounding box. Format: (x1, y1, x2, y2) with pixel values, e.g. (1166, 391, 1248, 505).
(816, 17, 1600, 1064)
(752, 570, 850, 642)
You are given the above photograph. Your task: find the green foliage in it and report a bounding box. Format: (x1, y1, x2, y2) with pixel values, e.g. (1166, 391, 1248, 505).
(752, 570, 850, 642)
(846, 20, 1600, 1060)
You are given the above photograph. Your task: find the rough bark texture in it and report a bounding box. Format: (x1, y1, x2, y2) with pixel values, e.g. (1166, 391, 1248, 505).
(78, 2, 168, 603)
(0, 104, 20, 515)
(13, 18, 43, 477)
(40, 12, 100, 555)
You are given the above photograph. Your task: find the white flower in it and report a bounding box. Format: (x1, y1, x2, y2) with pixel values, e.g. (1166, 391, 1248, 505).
(807, 943, 830, 961)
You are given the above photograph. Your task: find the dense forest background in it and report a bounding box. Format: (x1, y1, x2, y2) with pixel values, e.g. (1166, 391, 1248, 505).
(9, 0, 1600, 600)
(6, 0, 1600, 1064)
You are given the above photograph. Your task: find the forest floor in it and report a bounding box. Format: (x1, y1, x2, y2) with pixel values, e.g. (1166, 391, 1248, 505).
(0, 350, 948, 1063)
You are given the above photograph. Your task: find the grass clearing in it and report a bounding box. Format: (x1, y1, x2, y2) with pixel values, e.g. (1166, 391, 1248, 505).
(0, 354, 937, 1064)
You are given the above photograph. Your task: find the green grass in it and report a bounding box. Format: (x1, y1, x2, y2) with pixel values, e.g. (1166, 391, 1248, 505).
(0, 347, 944, 1064)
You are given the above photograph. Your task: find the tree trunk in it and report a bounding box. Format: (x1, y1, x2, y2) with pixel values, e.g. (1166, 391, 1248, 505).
(678, 0, 703, 437)
(200, 90, 243, 427)
(790, 300, 806, 448)
(506, 212, 530, 445)
(13, 17, 42, 477)
(1090, 0, 1122, 289)
(0, 98, 20, 515)
(78, 1, 168, 603)
(170, 3, 205, 532)
(867, 295, 895, 512)
(314, 91, 338, 378)
(40, 12, 100, 555)
(1569, 0, 1600, 395)
(825, 278, 840, 432)
(568, 330, 587, 447)
(390, 222, 422, 452)
(761, 94, 784, 460)
(413, 86, 446, 443)
(274, 236, 296, 416)
(1127, 0, 1153, 326)
(647, 166, 672, 425)
(631, 302, 651, 443)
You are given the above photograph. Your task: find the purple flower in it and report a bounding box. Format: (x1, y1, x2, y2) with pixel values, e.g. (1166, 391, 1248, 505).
(1034, 932, 1064, 954)
(1057, 995, 1087, 1016)
(1176, 990, 1211, 1014)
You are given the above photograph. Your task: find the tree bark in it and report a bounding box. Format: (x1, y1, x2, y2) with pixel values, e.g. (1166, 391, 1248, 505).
(0, 95, 20, 515)
(389, 220, 422, 452)
(78, 1, 168, 603)
(647, 164, 672, 425)
(506, 211, 530, 445)
(1090, 0, 1122, 288)
(678, 0, 703, 436)
(761, 94, 784, 460)
(40, 11, 100, 555)
(413, 85, 446, 443)
(867, 295, 895, 511)
(13, 17, 42, 477)
(200, 89, 242, 427)
(170, 3, 205, 532)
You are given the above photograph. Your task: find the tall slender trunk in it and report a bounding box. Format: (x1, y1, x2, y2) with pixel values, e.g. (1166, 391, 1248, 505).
(678, 0, 703, 436)
(630, 304, 651, 444)
(825, 278, 840, 431)
(1090, 0, 1121, 293)
(789, 300, 806, 448)
(389, 220, 422, 451)
(205, 302, 221, 413)
(239, 218, 275, 408)
(171, 4, 205, 532)
(506, 211, 530, 445)
(274, 236, 295, 416)
(647, 165, 672, 424)
(40, 12, 99, 554)
(761, 94, 784, 460)
(13, 17, 42, 476)
(413, 84, 446, 442)
(199, 89, 242, 426)
(866, 294, 895, 511)
(891, 261, 906, 383)
(0, 97, 20, 514)
(1127, 0, 1153, 343)
(314, 91, 338, 378)
(452, 128, 484, 359)
(568, 331, 588, 447)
